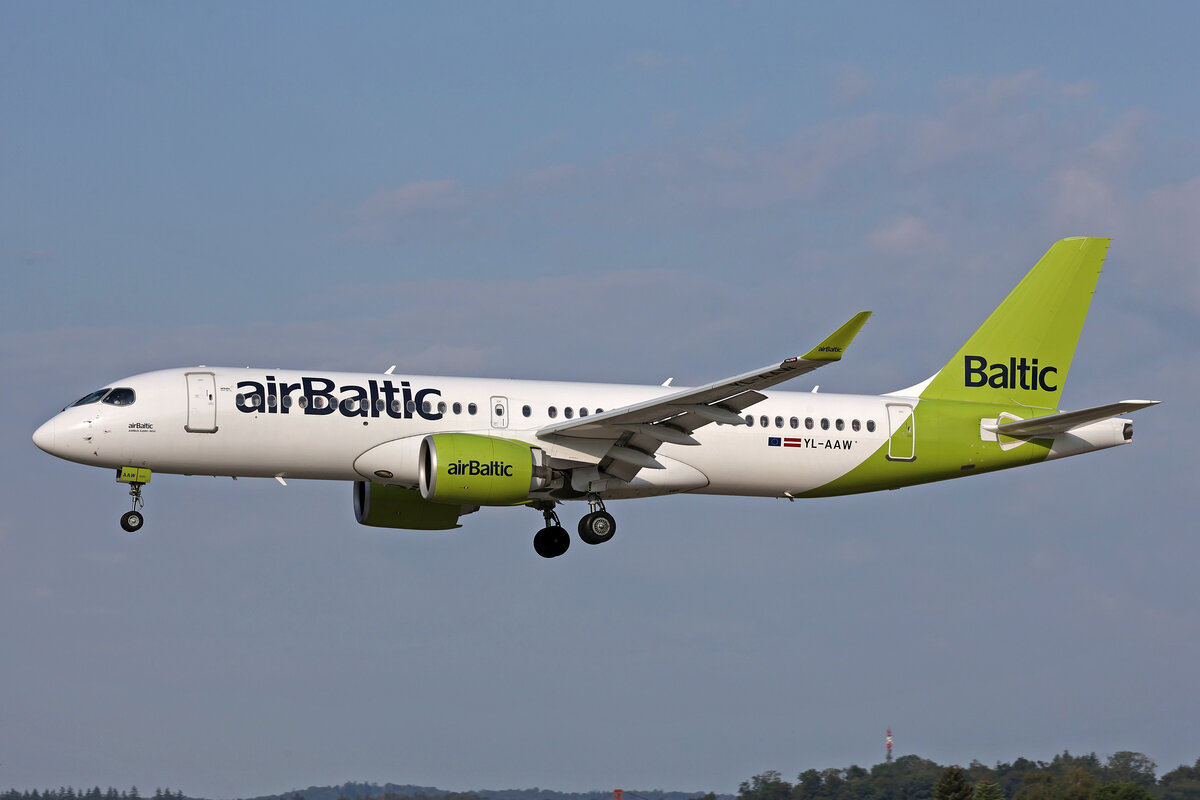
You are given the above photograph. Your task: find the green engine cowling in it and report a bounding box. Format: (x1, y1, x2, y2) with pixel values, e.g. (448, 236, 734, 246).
(419, 433, 548, 506)
(353, 481, 471, 530)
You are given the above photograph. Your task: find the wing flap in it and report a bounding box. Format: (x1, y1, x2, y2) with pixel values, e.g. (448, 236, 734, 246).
(535, 312, 871, 486)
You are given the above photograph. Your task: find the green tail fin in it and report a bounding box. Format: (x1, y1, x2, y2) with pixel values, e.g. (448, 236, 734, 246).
(918, 237, 1109, 408)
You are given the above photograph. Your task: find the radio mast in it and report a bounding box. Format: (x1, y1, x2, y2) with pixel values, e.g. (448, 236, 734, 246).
(886, 728, 893, 763)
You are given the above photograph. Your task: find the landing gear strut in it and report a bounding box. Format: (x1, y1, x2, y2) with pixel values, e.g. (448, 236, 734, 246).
(531, 502, 570, 559)
(578, 495, 616, 545)
(120, 482, 145, 533)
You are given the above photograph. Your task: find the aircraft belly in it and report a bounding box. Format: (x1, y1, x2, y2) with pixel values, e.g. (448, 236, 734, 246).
(679, 430, 881, 497)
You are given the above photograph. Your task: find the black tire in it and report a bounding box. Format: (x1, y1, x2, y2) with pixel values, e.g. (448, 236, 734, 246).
(578, 510, 616, 545)
(120, 510, 144, 533)
(533, 525, 570, 558)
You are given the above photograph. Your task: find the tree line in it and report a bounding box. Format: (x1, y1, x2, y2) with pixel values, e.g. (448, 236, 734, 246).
(7, 755, 1200, 800)
(736, 751, 1200, 800)
(1, 790, 186, 800)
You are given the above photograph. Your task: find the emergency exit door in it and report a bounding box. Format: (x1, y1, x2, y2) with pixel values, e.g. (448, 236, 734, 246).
(490, 396, 509, 429)
(185, 372, 218, 433)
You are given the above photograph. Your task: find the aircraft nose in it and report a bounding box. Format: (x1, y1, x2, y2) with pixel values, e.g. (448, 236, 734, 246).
(32, 418, 57, 454)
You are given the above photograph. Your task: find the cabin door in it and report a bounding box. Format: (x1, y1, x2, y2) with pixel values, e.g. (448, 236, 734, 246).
(185, 372, 218, 433)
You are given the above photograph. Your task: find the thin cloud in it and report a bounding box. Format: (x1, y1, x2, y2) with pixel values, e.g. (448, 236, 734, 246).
(518, 163, 577, 191)
(620, 49, 692, 71)
(833, 64, 874, 106)
(345, 179, 475, 242)
(866, 216, 948, 257)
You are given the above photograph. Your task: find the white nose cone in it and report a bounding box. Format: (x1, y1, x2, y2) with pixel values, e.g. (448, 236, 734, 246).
(32, 418, 56, 454)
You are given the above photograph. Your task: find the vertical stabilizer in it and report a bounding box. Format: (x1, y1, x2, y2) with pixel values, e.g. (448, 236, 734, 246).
(918, 237, 1109, 408)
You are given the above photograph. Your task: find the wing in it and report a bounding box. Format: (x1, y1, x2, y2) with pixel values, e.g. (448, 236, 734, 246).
(536, 311, 871, 482)
(989, 399, 1160, 437)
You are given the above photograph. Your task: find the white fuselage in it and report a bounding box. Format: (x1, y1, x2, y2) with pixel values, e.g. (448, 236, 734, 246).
(33, 367, 893, 500)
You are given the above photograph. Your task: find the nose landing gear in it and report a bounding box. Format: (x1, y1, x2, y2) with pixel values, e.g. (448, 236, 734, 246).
(116, 467, 151, 533)
(120, 484, 145, 532)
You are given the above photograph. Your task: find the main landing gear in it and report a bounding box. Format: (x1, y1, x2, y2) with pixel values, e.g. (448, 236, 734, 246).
(578, 496, 617, 546)
(532, 504, 570, 559)
(530, 498, 618, 558)
(120, 481, 145, 533)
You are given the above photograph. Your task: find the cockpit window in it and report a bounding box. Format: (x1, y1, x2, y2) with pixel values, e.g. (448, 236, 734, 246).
(103, 387, 136, 406)
(70, 388, 112, 407)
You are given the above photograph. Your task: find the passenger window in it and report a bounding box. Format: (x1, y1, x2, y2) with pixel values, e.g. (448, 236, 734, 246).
(297, 396, 308, 409)
(522, 405, 531, 417)
(820, 418, 829, 430)
(867, 420, 876, 432)
(548, 406, 558, 419)
(759, 415, 769, 428)
(437, 402, 447, 414)
(406, 400, 416, 413)
(376, 399, 385, 412)
(565, 407, 574, 419)
(268, 395, 277, 408)
(852, 419, 860, 432)
(835, 419, 844, 431)
(774, 416, 784, 428)
(102, 388, 136, 406)
(580, 408, 588, 417)
(790, 417, 799, 429)
(494, 404, 504, 417)
(595, 408, 603, 414)
(805, 417, 814, 429)
(745, 415, 754, 427)
(390, 400, 402, 414)
(468, 403, 478, 415)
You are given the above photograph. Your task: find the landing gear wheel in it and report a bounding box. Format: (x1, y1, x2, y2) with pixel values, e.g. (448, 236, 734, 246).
(120, 510, 144, 533)
(578, 511, 616, 545)
(533, 525, 570, 558)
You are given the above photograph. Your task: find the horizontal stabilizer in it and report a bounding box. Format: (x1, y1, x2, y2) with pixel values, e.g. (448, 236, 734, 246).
(990, 400, 1160, 437)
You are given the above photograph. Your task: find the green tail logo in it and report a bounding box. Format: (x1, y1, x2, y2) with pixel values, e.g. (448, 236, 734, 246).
(920, 237, 1109, 408)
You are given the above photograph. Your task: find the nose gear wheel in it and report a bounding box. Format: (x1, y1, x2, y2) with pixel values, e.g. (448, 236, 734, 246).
(120, 482, 146, 532)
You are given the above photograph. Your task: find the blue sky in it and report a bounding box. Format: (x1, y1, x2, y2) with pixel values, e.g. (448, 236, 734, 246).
(3, 3, 1199, 797)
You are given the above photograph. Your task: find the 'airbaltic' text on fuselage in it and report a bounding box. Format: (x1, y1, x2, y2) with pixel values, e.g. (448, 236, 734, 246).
(964, 356, 1058, 391)
(235, 376, 443, 420)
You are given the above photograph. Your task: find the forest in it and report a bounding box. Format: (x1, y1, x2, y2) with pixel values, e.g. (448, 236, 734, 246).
(733, 751, 1200, 799)
(5, 752, 1200, 800)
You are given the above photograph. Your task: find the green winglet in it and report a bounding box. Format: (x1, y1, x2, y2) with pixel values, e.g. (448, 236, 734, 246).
(801, 311, 872, 362)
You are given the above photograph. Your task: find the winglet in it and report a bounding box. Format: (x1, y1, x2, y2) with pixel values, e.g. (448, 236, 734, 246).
(801, 311, 872, 362)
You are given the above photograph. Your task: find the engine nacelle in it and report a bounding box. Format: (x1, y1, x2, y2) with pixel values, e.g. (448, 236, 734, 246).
(353, 481, 473, 530)
(419, 433, 550, 505)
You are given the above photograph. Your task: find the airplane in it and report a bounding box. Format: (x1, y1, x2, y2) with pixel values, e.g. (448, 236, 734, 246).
(32, 237, 1158, 558)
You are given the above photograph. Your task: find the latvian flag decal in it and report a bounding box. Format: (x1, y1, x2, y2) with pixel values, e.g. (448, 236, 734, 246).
(768, 437, 804, 448)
